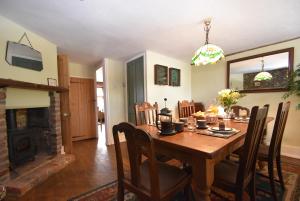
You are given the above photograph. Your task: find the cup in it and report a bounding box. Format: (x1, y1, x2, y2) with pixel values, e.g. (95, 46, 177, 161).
(197, 120, 207, 128)
(174, 122, 184, 132)
(179, 117, 188, 124)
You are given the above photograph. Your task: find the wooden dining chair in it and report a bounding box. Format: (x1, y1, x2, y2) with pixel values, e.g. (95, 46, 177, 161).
(134, 102, 158, 126)
(212, 106, 268, 201)
(257, 102, 290, 201)
(113, 122, 192, 201)
(231, 105, 250, 117)
(178, 100, 195, 118)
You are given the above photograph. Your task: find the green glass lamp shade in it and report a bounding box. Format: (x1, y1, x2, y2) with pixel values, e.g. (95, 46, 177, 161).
(192, 44, 224, 66)
(253, 71, 273, 81)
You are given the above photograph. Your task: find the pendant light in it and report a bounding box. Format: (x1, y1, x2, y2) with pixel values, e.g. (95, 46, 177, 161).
(191, 19, 224, 66)
(254, 57, 272, 81)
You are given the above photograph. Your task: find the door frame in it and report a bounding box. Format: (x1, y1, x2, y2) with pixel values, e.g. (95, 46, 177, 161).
(124, 53, 147, 122)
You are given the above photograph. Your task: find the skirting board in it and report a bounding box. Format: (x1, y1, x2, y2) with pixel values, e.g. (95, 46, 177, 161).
(281, 145, 300, 159)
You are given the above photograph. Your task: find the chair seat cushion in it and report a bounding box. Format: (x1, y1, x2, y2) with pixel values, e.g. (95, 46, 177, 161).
(213, 160, 239, 193)
(140, 160, 190, 194)
(258, 144, 269, 161)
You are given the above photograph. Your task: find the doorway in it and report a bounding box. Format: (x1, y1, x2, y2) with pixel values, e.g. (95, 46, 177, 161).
(96, 67, 106, 145)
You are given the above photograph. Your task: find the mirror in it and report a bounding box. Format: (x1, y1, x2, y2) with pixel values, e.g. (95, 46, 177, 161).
(227, 48, 294, 93)
(6, 41, 43, 71)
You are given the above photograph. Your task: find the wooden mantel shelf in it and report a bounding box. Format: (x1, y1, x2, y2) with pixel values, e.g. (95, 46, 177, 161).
(0, 78, 68, 92)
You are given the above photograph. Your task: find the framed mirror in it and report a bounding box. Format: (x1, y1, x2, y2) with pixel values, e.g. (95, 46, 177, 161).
(227, 48, 294, 93)
(6, 41, 43, 71)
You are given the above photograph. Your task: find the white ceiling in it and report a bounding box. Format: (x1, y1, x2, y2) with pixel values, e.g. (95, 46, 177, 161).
(0, 0, 299, 66)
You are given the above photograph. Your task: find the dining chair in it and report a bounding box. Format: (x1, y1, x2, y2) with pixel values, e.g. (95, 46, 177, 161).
(212, 106, 268, 201)
(178, 100, 195, 118)
(231, 105, 250, 117)
(134, 102, 158, 126)
(194, 102, 205, 112)
(257, 102, 290, 201)
(113, 122, 192, 201)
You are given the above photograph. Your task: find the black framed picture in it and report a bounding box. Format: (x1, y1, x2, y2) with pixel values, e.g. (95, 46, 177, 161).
(169, 68, 180, 86)
(154, 64, 168, 85)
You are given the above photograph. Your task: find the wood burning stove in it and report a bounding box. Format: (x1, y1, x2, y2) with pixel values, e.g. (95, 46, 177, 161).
(5, 108, 50, 169)
(7, 128, 37, 169)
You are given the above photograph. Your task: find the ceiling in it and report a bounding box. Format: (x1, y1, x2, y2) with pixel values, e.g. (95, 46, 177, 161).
(0, 0, 299, 66)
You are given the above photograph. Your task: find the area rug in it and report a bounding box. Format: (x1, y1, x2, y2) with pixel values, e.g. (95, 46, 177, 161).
(68, 171, 300, 201)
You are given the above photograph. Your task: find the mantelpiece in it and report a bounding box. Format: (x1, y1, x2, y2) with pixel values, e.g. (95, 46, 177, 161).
(0, 78, 68, 92)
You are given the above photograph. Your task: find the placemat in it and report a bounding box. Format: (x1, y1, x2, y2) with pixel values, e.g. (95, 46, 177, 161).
(196, 129, 240, 138)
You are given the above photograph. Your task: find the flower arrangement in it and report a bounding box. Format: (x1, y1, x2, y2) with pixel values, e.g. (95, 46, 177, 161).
(217, 89, 245, 112)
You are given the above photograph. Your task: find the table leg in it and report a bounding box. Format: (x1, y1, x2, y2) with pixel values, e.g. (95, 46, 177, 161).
(192, 158, 214, 201)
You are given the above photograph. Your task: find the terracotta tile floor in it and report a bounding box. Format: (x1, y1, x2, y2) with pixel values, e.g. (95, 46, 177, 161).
(11, 138, 300, 201)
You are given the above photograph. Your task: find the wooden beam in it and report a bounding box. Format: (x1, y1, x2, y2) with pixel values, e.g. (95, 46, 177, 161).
(0, 78, 68, 92)
(57, 55, 73, 154)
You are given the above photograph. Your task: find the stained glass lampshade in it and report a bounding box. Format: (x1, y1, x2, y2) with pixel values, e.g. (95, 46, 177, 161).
(192, 44, 224, 66)
(253, 57, 272, 81)
(254, 71, 273, 81)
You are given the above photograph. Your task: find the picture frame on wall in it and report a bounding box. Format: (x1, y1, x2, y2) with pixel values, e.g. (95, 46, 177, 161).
(169, 68, 180, 86)
(154, 64, 168, 85)
(47, 78, 57, 86)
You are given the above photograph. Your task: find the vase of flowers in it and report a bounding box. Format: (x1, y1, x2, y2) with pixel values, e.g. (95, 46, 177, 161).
(217, 89, 245, 118)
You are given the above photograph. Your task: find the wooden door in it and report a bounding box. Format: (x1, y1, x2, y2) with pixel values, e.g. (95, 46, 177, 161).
(69, 78, 81, 138)
(70, 77, 97, 141)
(127, 56, 144, 124)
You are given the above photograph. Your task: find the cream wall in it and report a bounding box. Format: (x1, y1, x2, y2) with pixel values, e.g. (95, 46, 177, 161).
(191, 38, 300, 157)
(69, 62, 96, 79)
(0, 15, 58, 109)
(145, 50, 192, 118)
(103, 58, 126, 145)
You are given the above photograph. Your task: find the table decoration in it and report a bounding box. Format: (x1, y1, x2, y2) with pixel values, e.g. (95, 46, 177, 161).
(217, 89, 245, 118)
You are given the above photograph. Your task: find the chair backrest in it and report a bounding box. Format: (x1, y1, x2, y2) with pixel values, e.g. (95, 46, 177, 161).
(134, 102, 158, 126)
(113, 122, 160, 199)
(194, 102, 206, 112)
(237, 105, 268, 188)
(231, 105, 250, 117)
(269, 102, 290, 159)
(178, 100, 195, 118)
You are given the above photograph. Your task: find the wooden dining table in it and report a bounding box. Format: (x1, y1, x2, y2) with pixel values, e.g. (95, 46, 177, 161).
(137, 117, 273, 201)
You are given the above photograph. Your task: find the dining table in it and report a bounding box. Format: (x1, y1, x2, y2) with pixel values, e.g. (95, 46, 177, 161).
(137, 117, 273, 201)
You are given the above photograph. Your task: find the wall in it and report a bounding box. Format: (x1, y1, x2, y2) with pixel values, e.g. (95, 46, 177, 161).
(103, 58, 126, 145)
(191, 38, 300, 158)
(145, 50, 192, 118)
(0, 15, 58, 109)
(69, 62, 96, 79)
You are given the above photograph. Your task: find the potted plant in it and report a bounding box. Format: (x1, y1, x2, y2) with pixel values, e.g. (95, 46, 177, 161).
(284, 64, 300, 109)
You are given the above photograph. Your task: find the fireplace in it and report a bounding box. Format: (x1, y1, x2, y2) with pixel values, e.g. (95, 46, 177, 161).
(6, 108, 51, 169)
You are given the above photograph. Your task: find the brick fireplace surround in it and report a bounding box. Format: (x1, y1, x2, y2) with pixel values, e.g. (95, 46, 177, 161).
(0, 88, 74, 199)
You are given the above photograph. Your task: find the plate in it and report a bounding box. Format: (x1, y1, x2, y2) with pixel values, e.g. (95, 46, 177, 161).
(158, 130, 177, 136)
(211, 127, 232, 131)
(197, 125, 209, 129)
(208, 127, 236, 134)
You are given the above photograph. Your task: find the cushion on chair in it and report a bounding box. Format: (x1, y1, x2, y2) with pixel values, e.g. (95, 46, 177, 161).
(213, 160, 239, 193)
(257, 144, 269, 161)
(140, 160, 189, 194)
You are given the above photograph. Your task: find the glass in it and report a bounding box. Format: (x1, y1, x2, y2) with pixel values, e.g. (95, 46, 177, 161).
(187, 116, 196, 131)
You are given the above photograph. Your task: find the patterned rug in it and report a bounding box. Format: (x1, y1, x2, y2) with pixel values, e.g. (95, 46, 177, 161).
(68, 171, 300, 201)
